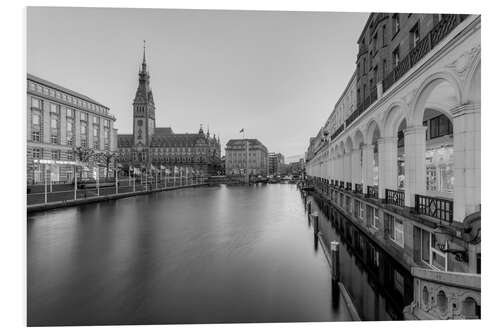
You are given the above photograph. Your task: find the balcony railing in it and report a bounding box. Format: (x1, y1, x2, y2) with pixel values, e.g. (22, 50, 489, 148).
(346, 182, 352, 191)
(383, 14, 468, 93)
(385, 189, 405, 207)
(366, 185, 378, 199)
(415, 194, 454, 223)
(345, 110, 359, 128)
(339, 181, 345, 189)
(330, 124, 344, 141)
(354, 183, 363, 194)
(335, 180, 339, 187)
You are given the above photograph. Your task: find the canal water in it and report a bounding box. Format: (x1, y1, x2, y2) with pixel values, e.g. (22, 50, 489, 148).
(27, 184, 412, 326)
(28, 184, 349, 326)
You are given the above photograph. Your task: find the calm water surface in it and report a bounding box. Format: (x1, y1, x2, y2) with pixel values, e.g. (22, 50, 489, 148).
(28, 184, 351, 326)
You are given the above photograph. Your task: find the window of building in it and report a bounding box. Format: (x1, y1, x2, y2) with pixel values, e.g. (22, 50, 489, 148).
(81, 112, 88, 121)
(32, 131, 40, 142)
(93, 116, 99, 124)
(51, 150, 60, 160)
(50, 116, 58, 130)
(373, 32, 378, 51)
(31, 97, 43, 109)
(428, 114, 452, 139)
(50, 134, 58, 144)
(32, 112, 40, 126)
(50, 103, 59, 114)
(382, 25, 386, 45)
(32, 147, 42, 159)
(431, 233, 447, 271)
(410, 22, 420, 49)
(426, 165, 438, 191)
(346, 196, 352, 214)
(385, 213, 404, 247)
(354, 200, 363, 219)
(392, 46, 400, 67)
(66, 108, 74, 118)
(394, 270, 405, 295)
(392, 13, 400, 35)
(67, 150, 74, 160)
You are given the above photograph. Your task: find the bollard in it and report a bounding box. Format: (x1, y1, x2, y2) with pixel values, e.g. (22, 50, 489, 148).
(312, 212, 319, 235)
(330, 241, 340, 281)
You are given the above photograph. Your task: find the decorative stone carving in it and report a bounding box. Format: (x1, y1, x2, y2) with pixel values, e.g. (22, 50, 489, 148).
(446, 45, 481, 78)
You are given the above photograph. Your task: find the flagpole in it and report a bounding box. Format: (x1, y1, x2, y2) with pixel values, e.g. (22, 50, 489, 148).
(115, 167, 118, 194)
(133, 170, 136, 192)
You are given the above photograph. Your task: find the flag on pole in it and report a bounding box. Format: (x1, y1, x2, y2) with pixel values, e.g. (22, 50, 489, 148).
(239, 128, 244, 133)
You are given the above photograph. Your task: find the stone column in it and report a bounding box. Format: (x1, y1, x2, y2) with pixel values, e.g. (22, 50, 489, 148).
(361, 144, 374, 193)
(345, 151, 352, 183)
(403, 126, 427, 207)
(451, 104, 481, 222)
(377, 137, 398, 199)
(340, 154, 344, 181)
(351, 148, 362, 185)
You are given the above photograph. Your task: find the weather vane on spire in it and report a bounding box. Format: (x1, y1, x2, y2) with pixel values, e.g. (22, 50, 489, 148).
(142, 40, 146, 64)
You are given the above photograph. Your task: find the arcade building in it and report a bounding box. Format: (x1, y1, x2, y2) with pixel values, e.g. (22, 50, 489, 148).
(117, 45, 222, 176)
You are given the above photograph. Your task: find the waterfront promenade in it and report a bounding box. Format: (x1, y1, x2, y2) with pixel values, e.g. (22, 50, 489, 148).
(27, 177, 206, 211)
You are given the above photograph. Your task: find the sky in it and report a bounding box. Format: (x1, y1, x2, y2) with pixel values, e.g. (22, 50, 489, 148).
(27, 7, 369, 161)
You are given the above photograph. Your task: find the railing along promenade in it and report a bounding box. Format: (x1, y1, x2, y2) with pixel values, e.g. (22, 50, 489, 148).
(27, 175, 208, 211)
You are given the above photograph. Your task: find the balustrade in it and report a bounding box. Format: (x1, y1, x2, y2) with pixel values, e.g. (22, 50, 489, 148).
(385, 189, 405, 207)
(415, 194, 454, 223)
(366, 185, 378, 199)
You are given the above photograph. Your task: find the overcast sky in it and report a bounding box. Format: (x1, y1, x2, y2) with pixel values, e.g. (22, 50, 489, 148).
(27, 7, 369, 161)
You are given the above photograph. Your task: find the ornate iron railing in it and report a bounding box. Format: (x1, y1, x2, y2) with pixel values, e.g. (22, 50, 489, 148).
(330, 124, 345, 141)
(346, 182, 352, 191)
(415, 194, 454, 223)
(339, 181, 345, 189)
(366, 185, 378, 199)
(385, 189, 405, 207)
(383, 14, 468, 92)
(354, 183, 363, 194)
(335, 180, 339, 187)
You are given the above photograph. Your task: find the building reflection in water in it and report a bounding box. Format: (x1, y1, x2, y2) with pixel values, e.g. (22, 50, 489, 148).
(305, 192, 413, 320)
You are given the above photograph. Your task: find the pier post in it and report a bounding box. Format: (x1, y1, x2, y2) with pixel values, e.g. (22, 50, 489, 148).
(330, 241, 340, 281)
(312, 212, 319, 234)
(307, 200, 312, 214)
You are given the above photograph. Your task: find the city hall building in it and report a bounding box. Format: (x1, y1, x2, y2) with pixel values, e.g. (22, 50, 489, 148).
(27, 74, 117, 184)
(117, 46, 222, 176)
(305, 14, 480, 319)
